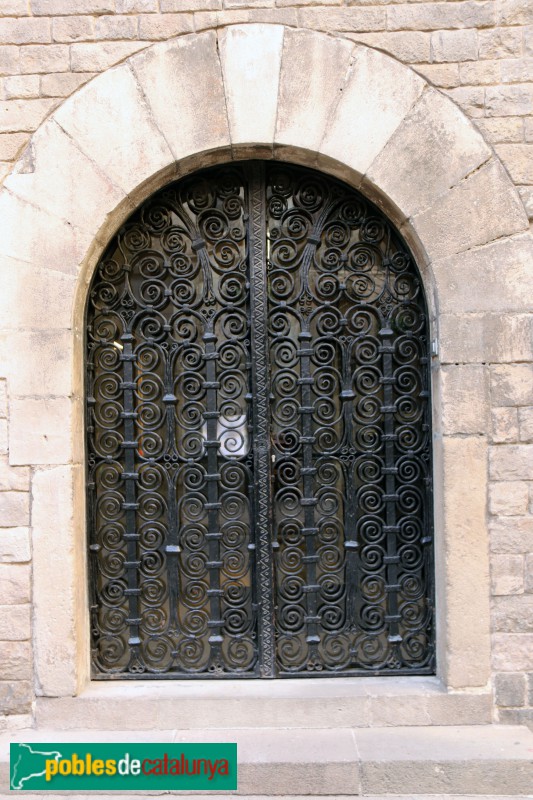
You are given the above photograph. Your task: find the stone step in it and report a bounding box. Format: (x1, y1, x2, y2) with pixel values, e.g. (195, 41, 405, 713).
(1, 725, 532, 796)
(34, 677, 492, 730)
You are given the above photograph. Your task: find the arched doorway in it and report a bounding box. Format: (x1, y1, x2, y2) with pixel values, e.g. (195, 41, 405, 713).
(86, 161, 434, 679)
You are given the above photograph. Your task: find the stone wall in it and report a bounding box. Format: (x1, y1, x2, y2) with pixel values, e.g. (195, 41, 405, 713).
(0, 1, 531, 730)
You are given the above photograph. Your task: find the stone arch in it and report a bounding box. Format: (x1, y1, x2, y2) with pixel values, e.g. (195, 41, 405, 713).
(0, 23, 529, 697)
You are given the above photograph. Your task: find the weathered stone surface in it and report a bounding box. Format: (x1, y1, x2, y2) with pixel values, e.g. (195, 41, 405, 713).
(444, 85, 485, 118)
(0, 527, 30, 562)
(0, 681, 31, 714)
(52, 15, 95, 43)
(495, 672, 526, 706)
(0, 492, 29, 528)
(415, 62, 459, 88)
(492, 595, 533, 632)
(0, 604, 30, 641)
(138, 13, 194, 40)
(0, 380, 5, 419)
(4, 74, 39, 99)
(130, 31, 230, 163)
(218, 24, 283, 148)
(431, 29, 477, 62)
(491, 364, 533, 407)
(411, 160, 528, 262)
(366, 87, 491, 218)
(490, 445, 533, 481)
(52, 62, 173, 196)
(70, 41, 149, 71)
(486, 84, 533, 117)
(490, 554, 524, 595)
(433, 234, 533, 314)
(490, 517, 533, 554)
(0, 564, 30, 604)
(9, 397, 72, 466)
(0, 258, 76, 329)
(19, 44, 69, 73)
(479, 27, 522, 59)
(0, 98, 58, 133)
(440, 313, 533, 364)
(490, 482, 529, 517)
(0, 330, 72, 398)
(493, 634, 533, 671)
(496, 144, 533, 185)
(0, 640, 31, 679)
(275, 28, 353, 153)
(441, 436, 490, 687)
(32, 464, 85, 696)
(518, 186, 533, 220)
(321, 46, 424, 180)
(440, 365, 489, 435)
(475, 116, 524, 144)
(459, 60, 500, 85)
(40, 71, 95, 96)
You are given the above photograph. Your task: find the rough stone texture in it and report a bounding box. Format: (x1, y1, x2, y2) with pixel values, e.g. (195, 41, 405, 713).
(491, 554, 524, 595)
(440, 365, 489, 435)
(0, 527, 30, 562)
(490, 482, 529, 518)
(495, 672, 527, 707)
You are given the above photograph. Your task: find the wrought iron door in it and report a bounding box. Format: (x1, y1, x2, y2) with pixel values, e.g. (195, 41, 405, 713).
(86, 162, 434, 678)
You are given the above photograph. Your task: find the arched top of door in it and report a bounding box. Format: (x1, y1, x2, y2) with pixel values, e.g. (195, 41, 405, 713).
(0, 23, 528, 337)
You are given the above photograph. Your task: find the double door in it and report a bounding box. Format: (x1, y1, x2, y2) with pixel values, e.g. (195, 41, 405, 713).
(86, 161, 434, 678)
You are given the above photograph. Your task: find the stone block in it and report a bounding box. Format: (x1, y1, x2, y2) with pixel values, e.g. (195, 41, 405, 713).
(0, 0, 29, 13)
(459, 60, 500, 85)
(496, 144, 533, 185)
(32, 464, 86, 695)
(528, 673, 533, 705)
(498, 707, 533, 729)
(490, 482, 529, 517)
(441, 436, 490, 687)
(138, 13, 194, 40)
(20, 44, 69, 74)
(495, 672, 526, 707)
(518, 187, 533, 220)
(70, 41, 149, 72)
(486, 84, 533, 117)
(491, 365, 533, 407)
(490, 517, 533, 554)
(499, 0, 533, 25)
(412, 160, 527, 262)
(0, 680, 31, 714)
(415, 63, 459, 88)
(0, 258, 76, 329)
(524, 553, 533, 592)
(440, 313, 533, 364)
(298, 7, 386, 32)
(4, 119, 124, 244)
(367, 87, 491, 220)
(4, 74, 39, 99)
(479, 27, 522, 59)
(321, 46, 424, 181)
(31, 0, 114, 12)
(94, 15, 138, 40)
(490, 554, 524, 595)
(519, 408, 533, 443)
(218, 24, 283, 148)
(490, 445, 533, 481)
(0, 45, 19, 76)
(0, 492, 29, 528)
(0, 192, 90, 274)
(53, 61, 173, 197)
(350, 31, 431, 64)
(52, 16, 95, 43)
(0, 604, 30, 640)
(0, 420, 6, 456)
(434, 234, 533, 315)
(475, 117, 524, 144)
(492, 595, 533, 632)
(0, 98, 57, 133)
(0, 564, 29, 604)
(431, 29, 477, 62)
(0, 133, 27, 161)
(0, 641, 31, 679)
(275, 28, 353, 154)
(444, 86, 484, 118)
(501, 57, 533, 84)
(161, 0, 220, 9)
(40, 71, 95, 97)
(439, 365, 489, 435)
(9, 397, 72, 466)
(492, 634, 533, 671)
(0, 330, 72, 398)
(0, 16, 50, 44)
(0, 380, 5, 418)
(130, 30, 230, 164)
(0, 527, 30, 562)
(118, 0, 159, 10)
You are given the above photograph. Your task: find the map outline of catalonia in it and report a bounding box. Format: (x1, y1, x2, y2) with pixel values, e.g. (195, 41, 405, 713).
(10, 742, 63, 790)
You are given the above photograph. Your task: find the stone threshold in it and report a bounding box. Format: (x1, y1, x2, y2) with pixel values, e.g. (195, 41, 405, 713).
(1, 725, 532, 795)
(35, 677, 493, 730)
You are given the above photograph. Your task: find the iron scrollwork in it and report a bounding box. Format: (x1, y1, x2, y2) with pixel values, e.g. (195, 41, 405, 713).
(86, 162, 435, 678)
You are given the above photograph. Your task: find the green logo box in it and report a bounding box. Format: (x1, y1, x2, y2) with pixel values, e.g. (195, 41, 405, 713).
(10, 742, 237, 791)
